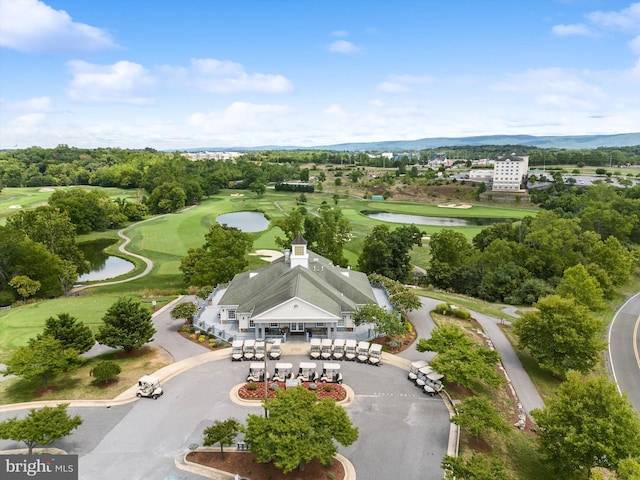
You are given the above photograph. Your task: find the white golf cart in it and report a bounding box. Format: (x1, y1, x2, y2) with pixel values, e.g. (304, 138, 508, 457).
(309, 338, 321, 359)
(271, 362, 294, 382)
(319, 363, 343, 384)
(231, 340, 244, 362)
(269, 338, 282, 360)
(297, 362, 319, 382)
(243, 339, 256, 361)
(423, 377, 444, 396)
(255, 340, 266, 361)
(415, 365, 434, 388)
(356, 341, 370, 363)
(246, 362, 270, 382)
(137, 375, 163, 400)
(320, 338, 333, 360)
(332, 339, 346, 360)
(408, 360, 429, 383)
(368, 343, 383, 366)
(344, 339, 357, 361)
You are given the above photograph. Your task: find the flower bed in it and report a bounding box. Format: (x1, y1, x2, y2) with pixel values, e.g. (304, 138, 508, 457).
(238, 382, 346, 401)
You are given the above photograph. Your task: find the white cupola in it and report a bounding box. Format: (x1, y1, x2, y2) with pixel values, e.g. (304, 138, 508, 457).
(290, 232, 309, 269)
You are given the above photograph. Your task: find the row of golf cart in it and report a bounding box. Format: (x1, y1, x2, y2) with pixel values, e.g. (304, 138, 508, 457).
(246, 361, 343, 384)
(231, 339, 282, 362)
(407, 360, 445, 396)
(309, 338, 382, 365)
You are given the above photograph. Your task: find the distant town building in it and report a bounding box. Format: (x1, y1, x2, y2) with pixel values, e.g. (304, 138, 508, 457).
(492, 153, 529, 191)
(181, 151, 244, 161)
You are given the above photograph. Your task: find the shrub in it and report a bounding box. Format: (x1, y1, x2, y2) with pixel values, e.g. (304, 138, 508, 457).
(323, 385, 334, 392)
(246, 382, 259, 391)
(453, 308, 471, 320)
(434, 303, 451, 315)
(190, 333, 196, 340)
(90, 360, 121, 384)
(199, 336, 206, 343)
(0, 291, 16, 307)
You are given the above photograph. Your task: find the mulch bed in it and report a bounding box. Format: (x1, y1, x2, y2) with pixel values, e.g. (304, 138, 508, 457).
(239, 382, 347, 401)
(187, 451, 345, 480)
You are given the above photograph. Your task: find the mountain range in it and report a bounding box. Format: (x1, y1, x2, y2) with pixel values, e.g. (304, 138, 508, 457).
(188, 133, 640, 152)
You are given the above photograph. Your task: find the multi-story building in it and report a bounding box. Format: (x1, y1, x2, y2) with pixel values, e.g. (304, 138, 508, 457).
(492, 153, 529, 191)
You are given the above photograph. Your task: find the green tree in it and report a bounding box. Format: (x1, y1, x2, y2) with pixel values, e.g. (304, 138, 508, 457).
(90, 360, 122, 384)
(357, 224, 422, 282)
(531, 373, 640, 478)
(618, 457, 640, 480)
(451, 395, 509, 442)
(416, 324, 503, 390)
(244, 387, 358, 474)
(202, 418, 243, 458)
(3, 336, 80, 390)
(8, 275, 41, 301)
(95, 298, 156, 353)
(514, 295, 606, 377)
(40, 312, 94, 354)
(353, 303, 408, 339)
(427, 229, 476, 290)
(272, 209, 304, 250)
(180, 224, 253, 287)
(0, 404, 82, 455)
(442, 454, 511, 480)
(588, 235, 638, 286)
(250, 181, 266, 197)
(146, 181, 187, 214)
(170, 302, 198, 325)
(303, 208, 351, 267)
(556, 264, 606, 311)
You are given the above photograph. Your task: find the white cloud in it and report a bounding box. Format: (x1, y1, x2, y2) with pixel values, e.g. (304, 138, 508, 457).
(586, 2, 640, 31)
(158, 58, 293, 93)
(8, 96, 53, 112)
(66, 60, 155, 104)
(552, 23, 591, 36)
(331, 30, 349, 37)
(328, 40, 360, 54)
(630, 34, 640, 54)
(0, 0, 116, 53)
(189, 102, 291, 134)
(324, 104, 349, 120)
(378, 74, 435, 93)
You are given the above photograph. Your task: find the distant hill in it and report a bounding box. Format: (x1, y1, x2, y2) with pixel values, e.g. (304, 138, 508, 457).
(187, 133, 640, 152)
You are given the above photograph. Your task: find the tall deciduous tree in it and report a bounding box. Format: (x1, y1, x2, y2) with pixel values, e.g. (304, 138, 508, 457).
(442, 454, 511, 480)
(531, 373, 640, 478)
(0, 404, 82, 454)
(556, 264, 606, 311)
(95, 298, 156, 353)
(272, 209, 305, 250)
(41, 312, 95, 354)
(170, 302, 198, 325)
(3, 336, 80, 390)
(358, 224, 422, 282)
(514, 295, 606, 377)
(353, 303, 408, 339)
(450, 395, 509, 442)
(416, 324, 503, 390)
(180, 224, 253, 287)
(427, 229, 476, 290)
(202, 418, 243, 458)
(244, 387, 358, 474)
(303, 208, 351, 267)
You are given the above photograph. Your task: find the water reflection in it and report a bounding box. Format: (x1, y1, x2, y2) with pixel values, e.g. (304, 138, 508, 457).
(216, 211, 269, 232)
(77, 239, 134, 282)
(366, 212, 508, 226)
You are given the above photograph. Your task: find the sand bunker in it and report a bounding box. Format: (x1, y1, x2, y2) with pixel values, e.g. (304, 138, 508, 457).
(249, 249, 283, 262)
(230, 193, 245, 197)
(39, 188, 55, 192)
(9, 205, 22, 209)
(437, 203, 472, 209)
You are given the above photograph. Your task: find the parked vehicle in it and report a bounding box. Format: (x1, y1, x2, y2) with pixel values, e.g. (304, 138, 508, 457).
(319, 363, 343, 384)
(243, 339, 256, 361)
(408, 360, 429, 383)
(231, 340, 244, 362)
(415, 365, 435, 387)
(309, 338, 321, 359)
(297, 362, 319, 382)
(356, 341, 371, 363)
(344, 339, 357, 361)
(255, 340, 266, 361)
(137, 375, 163, 400)
(320, 338, 333, 360)
(269, 338, 282, 360)
(271, 362, 294, 382)
(368, 343, 383, 366)
(246, 362, 270, 382)
(332, 339, 346, 360)
(423, 378, 443, 396)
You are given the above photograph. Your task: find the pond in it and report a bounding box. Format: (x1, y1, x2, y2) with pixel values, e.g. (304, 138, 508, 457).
(365, 212, 510, 227)
(216, 211, 269, 232)
(76, 239, 134, 282)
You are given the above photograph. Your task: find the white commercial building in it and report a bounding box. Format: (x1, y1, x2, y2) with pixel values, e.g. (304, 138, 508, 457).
(492, 153, 529, 192)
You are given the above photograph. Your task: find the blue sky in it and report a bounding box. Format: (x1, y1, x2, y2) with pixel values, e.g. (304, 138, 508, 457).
(0, 0, 639, 149)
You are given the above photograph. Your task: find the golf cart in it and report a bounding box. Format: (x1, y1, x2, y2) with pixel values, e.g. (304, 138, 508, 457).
(408, 360, 429, 383)
(319, 363, 343, 384)
(271, 362, 294, 382)
(246, 362, 270, 382)
(368, 343, 383, 366)
(332, 339, 346, 360)
(423, 378, 444, 396)
(297, 362, 319, 382)
(309, 338, 321, 359)
(243, 339, 256, 361)
(356, 341, 371, 363)
(320, 338, 333, 360)
(255, 340, 266, 361)
(344, 339, 357, 361)
(269, 338, 282, 360)
(415, 365, 434, 388)
(231, 340, 244, 362)
(137, 375, 163, 400)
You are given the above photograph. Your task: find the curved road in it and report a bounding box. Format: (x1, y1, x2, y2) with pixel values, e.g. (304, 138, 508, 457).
(608, 292, 640, 412)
